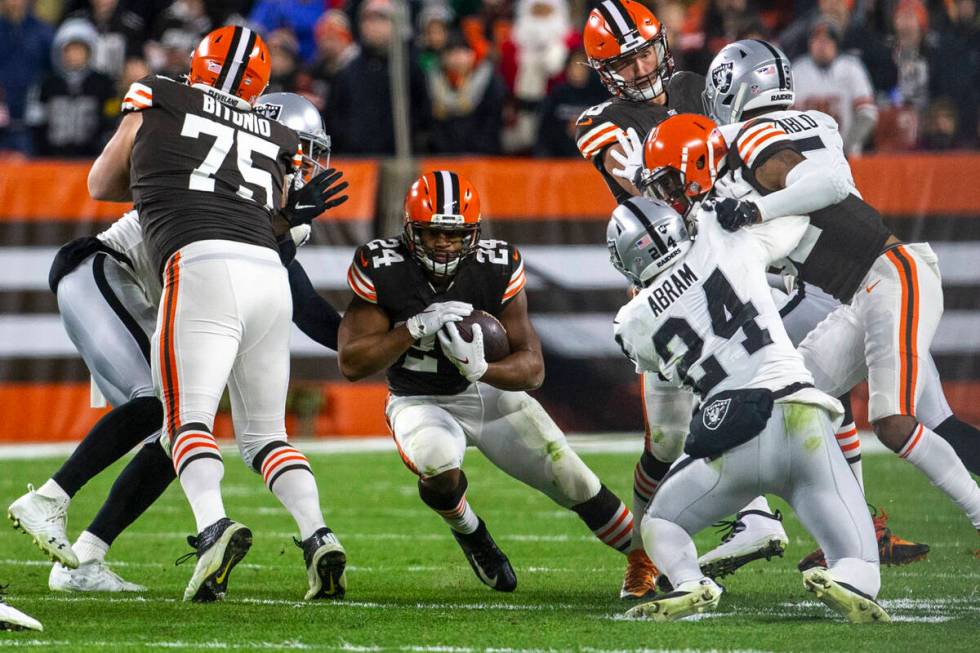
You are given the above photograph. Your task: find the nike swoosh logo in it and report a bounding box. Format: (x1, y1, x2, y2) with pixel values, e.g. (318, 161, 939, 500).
(359, 251, 368, 266)
(214, 558, 234, 584)
(866, 279, 881, 293)
(578, 118, 593, 126)
(457, 357, 469, 364)
(294, 203, 317, 210)
(475, 565, 498, 587)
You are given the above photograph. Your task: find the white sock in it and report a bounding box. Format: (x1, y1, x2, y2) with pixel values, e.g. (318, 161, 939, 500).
(259, 445, 325, 540)
(435, 496, 479, 535)
(171, 430, 226, 533)
(641, 516, 705, 588)
(74, 531, 108, 564)
(37, 479, 69, 502)
(835, 422, 864, 494)
(900, 424, 980, 529)
(828, 557, 880, 599)
(741, 496, 772, 514)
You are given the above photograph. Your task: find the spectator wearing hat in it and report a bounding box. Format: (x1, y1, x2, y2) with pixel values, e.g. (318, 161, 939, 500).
(67, 0, 146, 80)
(249, 0, 325, 64)
(0, 0, 54, 154)
(890, 0, 931, 111)
(930, 0, 979, 147)
(308, 10, 360, 111)
(25, 18, 116, 157)
(427, 31, 506, 154)
(533, 47, 606, 158)
(792, 17, 879, 155)
(417, 2, 453, 74)
(326, 0, 431, 154)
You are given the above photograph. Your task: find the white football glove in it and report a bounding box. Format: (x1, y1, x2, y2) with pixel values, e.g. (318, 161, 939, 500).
(289, 223, 311, 248)
(438, 322, 488, 383)
(609, 127, 644, 187)
(406, 301, 472, 340)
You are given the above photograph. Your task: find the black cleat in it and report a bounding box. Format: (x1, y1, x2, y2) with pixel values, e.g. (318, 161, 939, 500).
(176, 517, 252, 602)
(451, 519, 517, 592)
(296, 527, 347, 600)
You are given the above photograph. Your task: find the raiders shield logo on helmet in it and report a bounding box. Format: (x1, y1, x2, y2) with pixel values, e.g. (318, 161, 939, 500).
(253, 102, 283, 120)
(702, 398, 731, 431)
(711, 61, 734, 94)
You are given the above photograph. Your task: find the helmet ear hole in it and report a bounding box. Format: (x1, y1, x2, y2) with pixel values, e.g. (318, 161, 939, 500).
(695, 156, 705, 170)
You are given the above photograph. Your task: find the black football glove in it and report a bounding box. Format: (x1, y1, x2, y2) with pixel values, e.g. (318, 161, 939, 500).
(713, 197, 762, 232)
(283, 168, 350, 227)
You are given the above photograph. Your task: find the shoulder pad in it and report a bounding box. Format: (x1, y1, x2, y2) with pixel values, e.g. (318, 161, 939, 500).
(121, 76, 158, 113)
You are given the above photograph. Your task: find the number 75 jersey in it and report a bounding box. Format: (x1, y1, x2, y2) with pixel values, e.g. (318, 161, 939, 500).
(614, 210, 821, 401)
(121, 75, 302, 274)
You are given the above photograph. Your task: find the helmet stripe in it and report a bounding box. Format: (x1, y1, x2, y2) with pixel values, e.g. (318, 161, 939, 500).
(217, 26, 256, 97)
(753, 39, 787, 91)
(448, 172, 461, 214)
(597, 0, 637, 43)
(436, 170, 456, 215)
(227, 29, 257, 98)
(214, 26, 243, 91)
(433, 171, 446, 215)
(623, 199, 668, 254)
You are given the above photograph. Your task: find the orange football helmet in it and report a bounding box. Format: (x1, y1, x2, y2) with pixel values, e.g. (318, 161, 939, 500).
(583, 0, 673, 102)
(403, 171, 481, 280)
(638, 114, 727, 218)
(189, 26, 271, 105)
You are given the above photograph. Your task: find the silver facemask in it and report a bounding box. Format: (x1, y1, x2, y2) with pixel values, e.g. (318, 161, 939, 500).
(254, 92, 331, 187)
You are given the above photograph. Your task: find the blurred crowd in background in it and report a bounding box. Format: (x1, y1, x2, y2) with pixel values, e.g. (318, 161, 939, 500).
(0, 0, 977, 159)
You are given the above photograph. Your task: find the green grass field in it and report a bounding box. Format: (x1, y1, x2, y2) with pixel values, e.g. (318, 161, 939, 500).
(0, 443, 977, 652)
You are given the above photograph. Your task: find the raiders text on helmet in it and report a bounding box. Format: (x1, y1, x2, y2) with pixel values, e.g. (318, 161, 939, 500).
(607, 197, 692, 286)
(403, 171, 481, 280)
(583, 0, 674, 102)
(703, 39, 794, 125)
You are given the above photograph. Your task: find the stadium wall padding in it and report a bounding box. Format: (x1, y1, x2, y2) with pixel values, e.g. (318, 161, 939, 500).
(0, 155, 977, 442)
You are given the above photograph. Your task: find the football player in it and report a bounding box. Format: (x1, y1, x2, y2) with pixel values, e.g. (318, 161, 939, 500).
(336, 171, 638, 593)
(8, 91, 347, 594)
(85, 25, 348, 602)
(701, 39, 980, 557)
(576, 0, 723, 599)
(611, 197, 888, 624)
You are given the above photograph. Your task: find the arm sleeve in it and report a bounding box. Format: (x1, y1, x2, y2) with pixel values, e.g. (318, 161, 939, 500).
(288, 260, 341, 351)
(754, 156, 852, 221)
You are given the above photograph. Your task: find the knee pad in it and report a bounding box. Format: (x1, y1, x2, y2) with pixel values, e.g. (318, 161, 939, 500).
(643, 384, 693, 463)
(547, 443, 602, 507)
(404, 426, 464, 478)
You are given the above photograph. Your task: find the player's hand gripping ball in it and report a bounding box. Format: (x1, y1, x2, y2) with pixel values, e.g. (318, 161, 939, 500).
(456, 310, 510, 362)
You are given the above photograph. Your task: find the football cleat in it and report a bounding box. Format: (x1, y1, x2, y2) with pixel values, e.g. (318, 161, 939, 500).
(451, 519, 517, 592)
(8, 484, 78, 568)
(625, 578, 722, 622)
(176, 518, 252, 602)
(802, 567, 890, 623)
(698, 509, 787, 579)
(620, 549, 659, 600)
(49, 560, 146, 593)
(0, 598, 42, 632)
(798, 506, 929, 571)
(296, 527, 347, 600)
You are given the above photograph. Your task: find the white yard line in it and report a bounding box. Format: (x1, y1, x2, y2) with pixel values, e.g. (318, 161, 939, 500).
(0, 434, 891, 460)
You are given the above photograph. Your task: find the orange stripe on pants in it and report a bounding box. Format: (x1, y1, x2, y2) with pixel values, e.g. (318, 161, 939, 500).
(885, 247, 920, 415)
(161, 252, 182, 437)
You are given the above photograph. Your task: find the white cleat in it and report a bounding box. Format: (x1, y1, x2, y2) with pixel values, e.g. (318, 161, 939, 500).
(698, 508, 788, 579)
(49, 560, 146, 593)
(0, 600, 43, 632)
(803, 567, 891, 624)
(8, 485, 78, 568)
(625, 578, 723, 622)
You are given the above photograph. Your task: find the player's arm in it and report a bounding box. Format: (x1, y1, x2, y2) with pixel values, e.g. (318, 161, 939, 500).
(602, 143, 639, 196)
(288, 259, 342, 351)
(479, 289, 545, 391)
(88, 112, 142, 201)
(337, 297, 416, 381)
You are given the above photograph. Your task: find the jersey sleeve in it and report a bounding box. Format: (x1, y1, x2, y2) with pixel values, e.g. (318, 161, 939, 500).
(575, 104, 625, 160)
(121, 76, 157, 114)
(346, 245, 378, 304)
(501, 245, 527, 305)
(732, 119, 799, 171)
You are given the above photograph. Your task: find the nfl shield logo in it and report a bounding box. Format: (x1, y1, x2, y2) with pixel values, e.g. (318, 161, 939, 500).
(702, 398, 731, 431)
(711, 62, 734, 94)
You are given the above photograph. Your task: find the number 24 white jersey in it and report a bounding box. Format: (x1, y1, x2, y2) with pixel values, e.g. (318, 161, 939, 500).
(613, 209, 839, 414)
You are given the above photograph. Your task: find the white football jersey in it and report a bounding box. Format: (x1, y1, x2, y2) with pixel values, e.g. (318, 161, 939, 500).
(97, 211, 162, 307)
(614, 208, 839, 415)
(791, 54, 877, 154)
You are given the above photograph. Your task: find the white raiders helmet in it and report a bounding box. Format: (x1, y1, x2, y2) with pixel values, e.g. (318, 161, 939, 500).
(607, 197, 692, 287)
(703, 39, 794, 125)
(254, 92, 331, 186)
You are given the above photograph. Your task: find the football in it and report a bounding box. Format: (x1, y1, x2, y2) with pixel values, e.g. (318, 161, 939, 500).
(456, 310, 510, 362)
